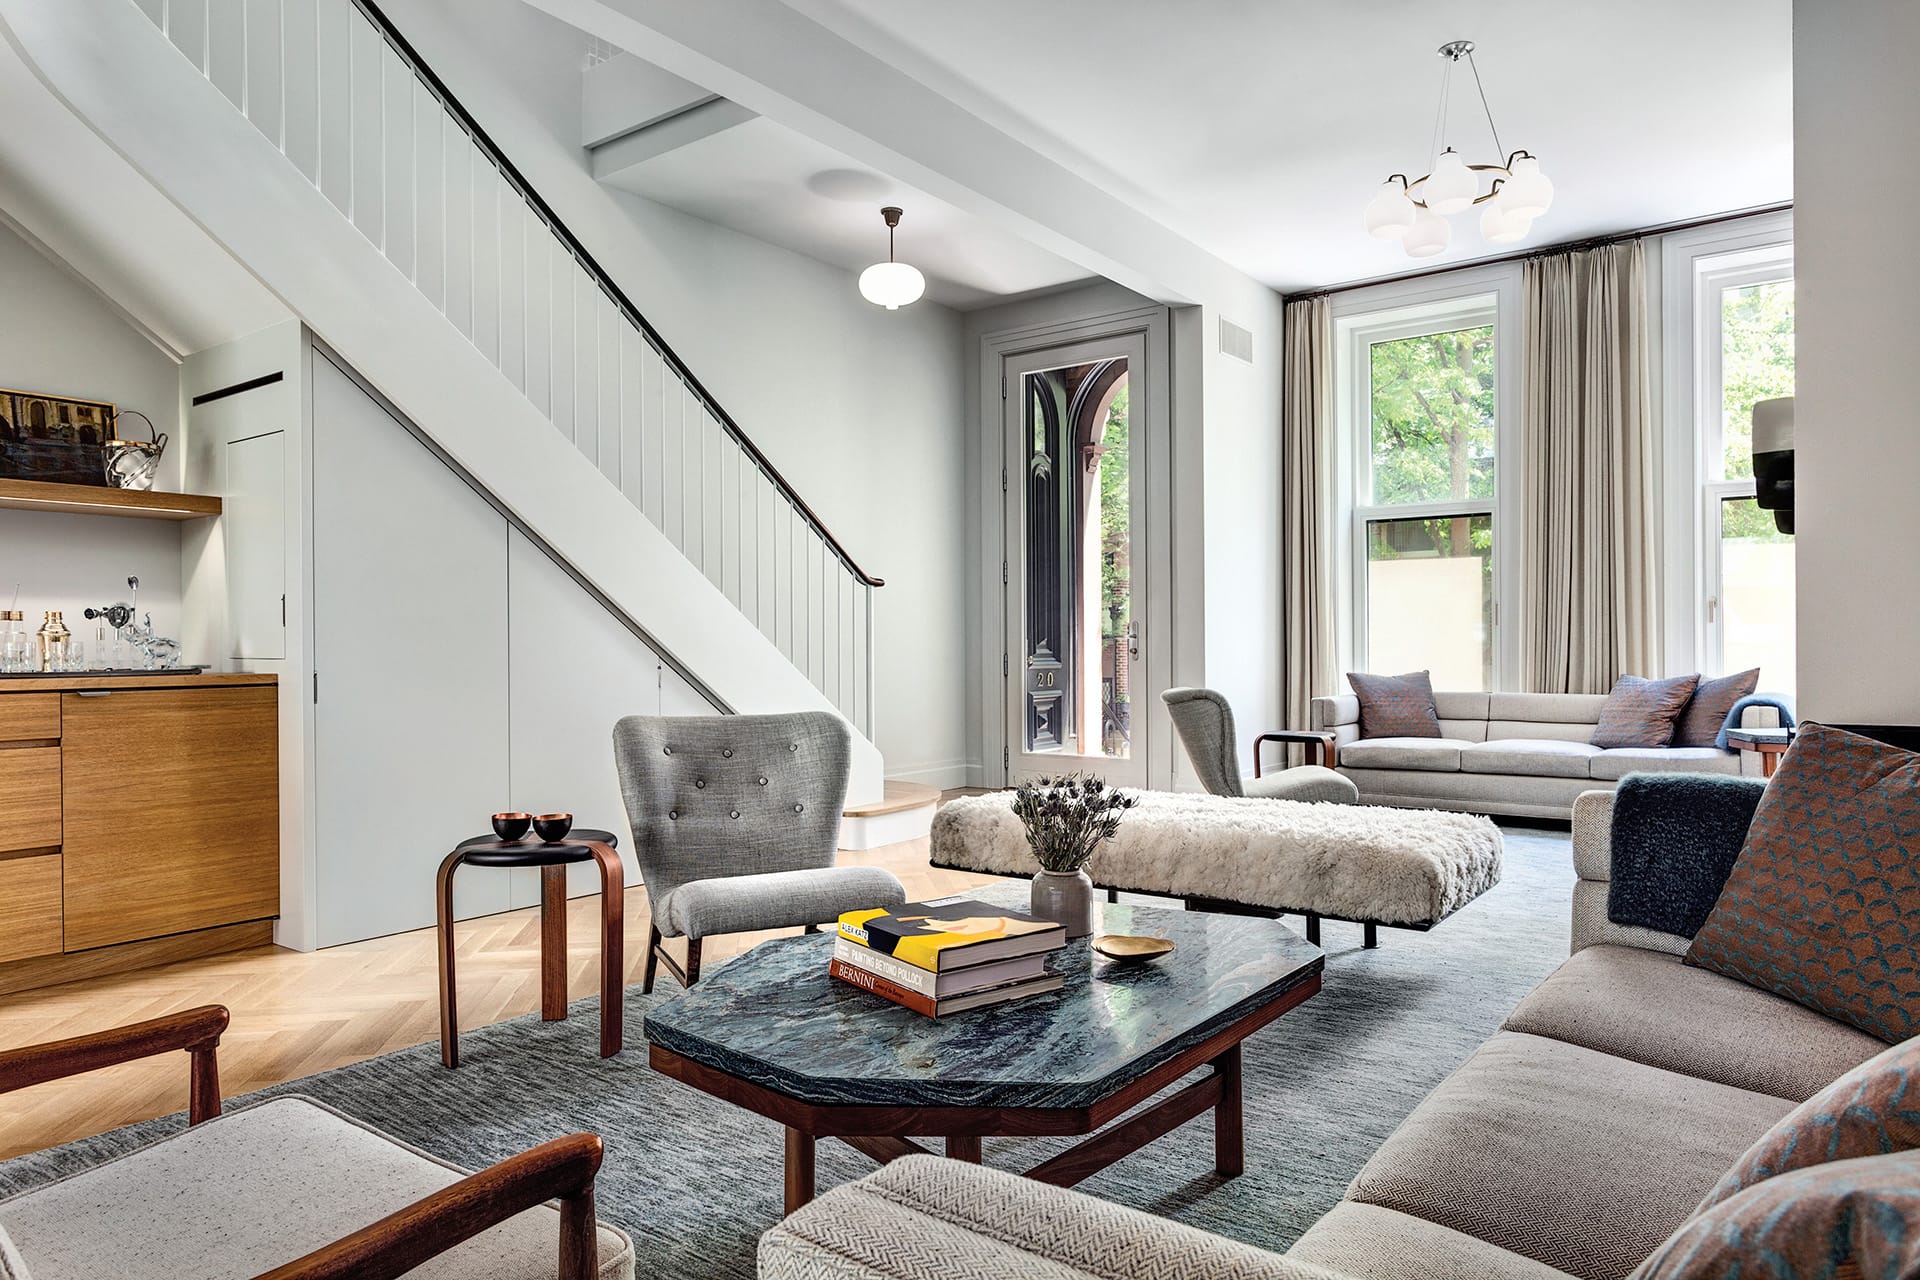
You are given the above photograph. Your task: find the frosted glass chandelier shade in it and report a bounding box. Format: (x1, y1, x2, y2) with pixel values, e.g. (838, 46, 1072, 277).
(1402, 207, 1451, 257)
(1425, 149, 1477, 214)
(860, 206, 925, 309)
(1361, 40, 1549, 256)
(1363, 181, 1417, 238)
(1501, 155, 1555, 218)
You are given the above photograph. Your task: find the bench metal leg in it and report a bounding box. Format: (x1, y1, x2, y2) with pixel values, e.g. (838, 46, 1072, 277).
(1363, 921, 1379, 949)
(1305, 913, 1321, 946)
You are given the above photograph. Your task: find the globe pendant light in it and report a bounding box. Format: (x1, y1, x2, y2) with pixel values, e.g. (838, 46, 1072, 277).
(1360, 40, 1552, 257)
(858, 206, 926, 309)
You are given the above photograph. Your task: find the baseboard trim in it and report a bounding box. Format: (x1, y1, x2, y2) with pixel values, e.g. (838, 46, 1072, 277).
(882, 759, 973, 790)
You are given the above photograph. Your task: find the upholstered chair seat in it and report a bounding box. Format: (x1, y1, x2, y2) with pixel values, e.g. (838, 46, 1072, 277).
(612, 711, 906, 991)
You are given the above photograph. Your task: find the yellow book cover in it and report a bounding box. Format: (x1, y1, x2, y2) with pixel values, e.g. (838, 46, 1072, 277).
(836, 897, 1066, 972)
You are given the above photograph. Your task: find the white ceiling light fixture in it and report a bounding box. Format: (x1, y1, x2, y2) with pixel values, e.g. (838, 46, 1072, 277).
(857, 205, 926, 309)
(1365, 40, 1553, 258)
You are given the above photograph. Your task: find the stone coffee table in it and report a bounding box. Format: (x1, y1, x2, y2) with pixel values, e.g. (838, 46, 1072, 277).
(644, 886, 1323, 1211)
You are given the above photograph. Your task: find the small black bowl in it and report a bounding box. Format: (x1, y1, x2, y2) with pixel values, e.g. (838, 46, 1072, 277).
(533, 812, 574, 843)
(491, 811, 533, 842)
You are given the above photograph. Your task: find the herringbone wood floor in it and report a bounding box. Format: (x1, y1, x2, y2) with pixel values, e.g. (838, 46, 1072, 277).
(0, 833, 997, 1160)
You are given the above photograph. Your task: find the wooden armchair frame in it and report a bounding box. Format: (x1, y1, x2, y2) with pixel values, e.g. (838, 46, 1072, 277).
(0, 1005, 605, 1280)
(1252, 730, 1339, 775)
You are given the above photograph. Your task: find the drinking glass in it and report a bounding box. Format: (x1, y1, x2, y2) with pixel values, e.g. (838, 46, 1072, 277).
(63, 641, 85, 672)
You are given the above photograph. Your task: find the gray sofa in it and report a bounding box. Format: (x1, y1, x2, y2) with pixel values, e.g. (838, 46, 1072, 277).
(1311, 691, 1780, 820)
(758, 788, 1890, 1280)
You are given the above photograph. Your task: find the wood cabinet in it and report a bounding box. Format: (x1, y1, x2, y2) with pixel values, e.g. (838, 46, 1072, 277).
(0, 675, 278, 988)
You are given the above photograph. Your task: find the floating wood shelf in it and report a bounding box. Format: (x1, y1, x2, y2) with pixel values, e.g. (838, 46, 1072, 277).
(0, 478, 221, 520)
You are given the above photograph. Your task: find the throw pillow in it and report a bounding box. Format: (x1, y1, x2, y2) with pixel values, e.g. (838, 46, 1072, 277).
(1672, 668, 1761, 748)
(1345, 670, 1441, 739)
(1632, 1151, 1920, 1280)
(1702, 1035, 1920, 1209)
(1687, 723, 1920, 1044)
(1591, 673, 1700, 749)
(1607, 773, 1767, 938)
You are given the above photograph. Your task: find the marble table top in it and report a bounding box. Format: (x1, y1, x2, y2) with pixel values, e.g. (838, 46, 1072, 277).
(644, 885, 1323, 1109)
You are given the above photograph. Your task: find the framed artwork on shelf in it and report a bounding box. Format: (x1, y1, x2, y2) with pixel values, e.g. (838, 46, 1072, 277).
(0, 388, 118, 486)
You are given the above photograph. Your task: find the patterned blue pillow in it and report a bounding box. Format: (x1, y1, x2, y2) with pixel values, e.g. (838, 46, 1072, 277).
(1346, 670, 1442, 739)
(1673, 668, 1761, 748)
(1591, 674, 1699, 749)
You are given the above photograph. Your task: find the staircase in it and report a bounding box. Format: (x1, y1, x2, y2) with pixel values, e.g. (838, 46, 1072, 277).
(3, 0, 891, 801)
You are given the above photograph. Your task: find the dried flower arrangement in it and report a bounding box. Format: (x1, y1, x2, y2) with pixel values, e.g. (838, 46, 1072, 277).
(1009, 772, 1138, 874)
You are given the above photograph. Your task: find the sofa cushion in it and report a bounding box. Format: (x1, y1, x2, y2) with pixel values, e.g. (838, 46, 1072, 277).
(1703, 1035, 1920, 1207)
(1671, 668, 1759, 748)
(1605, 774, 1766, 939)
(1587, 748, 1738, 781)
(1347, 670, 1442, 739)
(761, 1155, 1346, 1280)
(1487, 692, 1608, 724)
(1591, 674, 1700, 749)
(1459, 740, 1602, 779)
(1631, 1152, 1920, 1280)
(1338, 737, 1470, 772)
(0, 1097, 635, 1280)
(1345, 1031, 1792, 1280)
(1502, 946, 1887, 1102)
(1288, 1203, 1574, 1280)
(1687, 723, 1920, 1044)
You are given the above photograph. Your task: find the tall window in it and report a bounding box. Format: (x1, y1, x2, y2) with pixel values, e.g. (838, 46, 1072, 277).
(1355, 317, 1498, 690)
(1698, 259, 1795, 691)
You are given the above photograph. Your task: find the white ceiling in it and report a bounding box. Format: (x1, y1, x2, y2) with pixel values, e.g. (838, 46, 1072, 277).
(596, 109, 1094, 309)
(780, 0, 1795, 293)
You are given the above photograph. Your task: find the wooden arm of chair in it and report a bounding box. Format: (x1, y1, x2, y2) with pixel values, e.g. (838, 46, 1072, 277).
(252, 1133, 606, 1280)
(1252, 730, 1339, 775)
(0, 1004, 228, 1124)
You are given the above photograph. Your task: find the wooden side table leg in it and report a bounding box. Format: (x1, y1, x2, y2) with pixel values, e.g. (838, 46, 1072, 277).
(589, 842, 625, 1058)
(785, 1127, 817, 1213)
(1762, 751, 1780, 779)
(435, 850, 464, 1069)
(945, 1135, 983, 1163)
(1213, 1042, 1244, 1177)
(541, 865, 568, 1021)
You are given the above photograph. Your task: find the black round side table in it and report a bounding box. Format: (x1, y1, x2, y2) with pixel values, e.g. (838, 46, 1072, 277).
(435, 828, 624, 1068)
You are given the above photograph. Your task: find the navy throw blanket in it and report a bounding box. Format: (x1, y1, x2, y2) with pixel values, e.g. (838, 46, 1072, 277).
(1608, 773, 1768, 938)
(1715, 693, 1796, 749)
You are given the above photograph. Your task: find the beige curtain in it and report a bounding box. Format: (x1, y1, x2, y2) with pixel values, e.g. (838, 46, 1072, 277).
(1282, 296, 1336, 731)
(1519, 240, 1659, 693)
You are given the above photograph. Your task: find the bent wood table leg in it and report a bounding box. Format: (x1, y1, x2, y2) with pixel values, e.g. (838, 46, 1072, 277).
(541, 865, 568, 1021)
(945, 1134, 983, 1163)
(586, 842, 625, 1057)
(785, 1128, 817, 1215)
(1214, 1042, 1244, 1176)
(435, 849, 465, 1068)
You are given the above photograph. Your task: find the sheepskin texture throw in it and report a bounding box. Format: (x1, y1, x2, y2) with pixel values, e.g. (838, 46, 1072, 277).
(931, 790, 1502, 927)
(1607, 773, 1766, 938)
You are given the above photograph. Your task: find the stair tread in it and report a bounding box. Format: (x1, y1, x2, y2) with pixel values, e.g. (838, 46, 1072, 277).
(843, 781, 942, 818)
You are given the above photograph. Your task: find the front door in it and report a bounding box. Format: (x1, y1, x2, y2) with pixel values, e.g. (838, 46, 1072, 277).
(1003, 333, 1150, 786)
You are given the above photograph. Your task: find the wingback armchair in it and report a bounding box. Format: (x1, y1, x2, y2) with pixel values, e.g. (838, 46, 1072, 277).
(1162, 688, 1357, 803)
(611, 711, 906, 992)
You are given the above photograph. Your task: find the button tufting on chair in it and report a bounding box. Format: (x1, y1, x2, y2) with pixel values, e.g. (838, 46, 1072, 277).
(668, 809, 679, 820)
(663, 746, 673, 755)
(794, 802, 805, 813)
(695, 779, 706, 789)
(758, 776, 769, 786)
(722, 748, 734, 758)
(789, 743, 799, 752)
(729, 810, 740, 820)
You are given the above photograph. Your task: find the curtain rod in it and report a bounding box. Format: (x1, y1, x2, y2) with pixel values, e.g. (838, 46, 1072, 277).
(1285, 202, 1793, 302)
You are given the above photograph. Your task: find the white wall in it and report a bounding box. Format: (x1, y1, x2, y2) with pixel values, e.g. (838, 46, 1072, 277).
(379, 0, 973, 785)
(0, 219, 189, 654)
(1793, 0, 1920, 722)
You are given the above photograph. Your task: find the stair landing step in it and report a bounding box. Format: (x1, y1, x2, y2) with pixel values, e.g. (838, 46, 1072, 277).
(843, 780, 941, 819)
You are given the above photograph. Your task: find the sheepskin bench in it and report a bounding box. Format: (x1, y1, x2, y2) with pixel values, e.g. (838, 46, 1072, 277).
(930, 790, 1502, 947)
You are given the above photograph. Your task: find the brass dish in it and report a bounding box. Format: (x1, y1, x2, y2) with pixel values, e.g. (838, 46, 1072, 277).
(1092, 934, 1176, 964)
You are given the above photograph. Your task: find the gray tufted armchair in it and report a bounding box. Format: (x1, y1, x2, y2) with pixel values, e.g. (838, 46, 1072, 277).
(1161, 688, 1358, 804)
(611, 711, 906, 992)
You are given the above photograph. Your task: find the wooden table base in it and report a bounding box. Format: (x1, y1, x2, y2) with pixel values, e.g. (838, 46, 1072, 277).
(650, 974, 1315, 1215)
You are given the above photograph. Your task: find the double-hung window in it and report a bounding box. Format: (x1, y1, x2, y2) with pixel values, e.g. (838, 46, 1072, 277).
(1341, 296, 1502, 691)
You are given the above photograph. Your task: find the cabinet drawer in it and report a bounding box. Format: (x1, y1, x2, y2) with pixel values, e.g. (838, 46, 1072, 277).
(0, 854, 63, 962)
(0, 694, 59, 742)
(0, 747, 60, 851)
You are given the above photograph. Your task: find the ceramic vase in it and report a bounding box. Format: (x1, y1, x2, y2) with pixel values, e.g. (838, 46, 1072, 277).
(1030, 867, 1099, 939)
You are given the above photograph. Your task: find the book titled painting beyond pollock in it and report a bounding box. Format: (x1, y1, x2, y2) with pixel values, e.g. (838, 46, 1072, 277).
(837, 897, 1067, 973)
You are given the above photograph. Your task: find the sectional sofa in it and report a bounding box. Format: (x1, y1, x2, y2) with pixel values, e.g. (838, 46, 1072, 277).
(1310, 691, 1783, 820)
(757, 788, 1890, 1280)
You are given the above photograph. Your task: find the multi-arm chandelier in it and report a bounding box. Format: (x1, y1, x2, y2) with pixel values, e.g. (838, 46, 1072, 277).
(1363, 40, 1554, 258)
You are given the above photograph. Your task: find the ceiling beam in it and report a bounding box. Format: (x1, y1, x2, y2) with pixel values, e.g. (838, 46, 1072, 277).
(519, 0, 1275, 312)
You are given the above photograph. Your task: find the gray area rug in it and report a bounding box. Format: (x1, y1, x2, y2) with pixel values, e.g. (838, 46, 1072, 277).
(0, 828, 1574, 1278)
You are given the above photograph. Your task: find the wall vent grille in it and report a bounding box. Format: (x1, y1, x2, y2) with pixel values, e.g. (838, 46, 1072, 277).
(1219, 317, 1254, 364)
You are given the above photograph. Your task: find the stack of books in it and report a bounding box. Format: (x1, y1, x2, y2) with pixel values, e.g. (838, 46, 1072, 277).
(831, 897, 1067, 1017)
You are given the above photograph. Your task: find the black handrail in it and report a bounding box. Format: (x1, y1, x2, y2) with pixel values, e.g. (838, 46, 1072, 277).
(354, 0, 883, 588)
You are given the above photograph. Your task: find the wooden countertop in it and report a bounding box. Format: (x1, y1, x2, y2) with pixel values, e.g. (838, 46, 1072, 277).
(0, 673, 277, 692)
